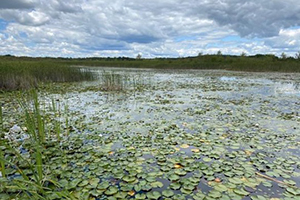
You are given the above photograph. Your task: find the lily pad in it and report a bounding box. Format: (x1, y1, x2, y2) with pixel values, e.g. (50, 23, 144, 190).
(105, 186, 119, 196)
(233, 188, 250, 196)
(135, 193, 146, 199)
(146, 191, 161, 200)
(162, 189, 174, 197)
(151, 181, 164, 188)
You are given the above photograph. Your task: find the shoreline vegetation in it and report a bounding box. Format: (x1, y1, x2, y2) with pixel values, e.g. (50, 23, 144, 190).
(1, 54, 300, 91)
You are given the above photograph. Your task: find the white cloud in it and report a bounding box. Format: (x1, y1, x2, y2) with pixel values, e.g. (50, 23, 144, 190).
(0, 0, 300, 57)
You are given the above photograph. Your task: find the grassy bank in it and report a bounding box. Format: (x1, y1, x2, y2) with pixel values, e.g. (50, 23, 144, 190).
(0, 59, 94, 91)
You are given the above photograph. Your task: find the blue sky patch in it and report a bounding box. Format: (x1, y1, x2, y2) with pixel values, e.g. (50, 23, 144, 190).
(0, 19, 8, 31)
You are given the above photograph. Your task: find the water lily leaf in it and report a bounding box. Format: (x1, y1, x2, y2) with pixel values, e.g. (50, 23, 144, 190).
(78, 180, 89, 187)
(146, 191, 161, 199)
(214, 184, 228, 192)
(180, 144, 189, 148)
(283, 179, 296, 186)
(128, 190, 135, 196)
(123, 175, 137, 183)
(286, 187, 300, 195)
(151, 181, 164, 188)
(229, 177, 243, 185)
(105, 186, 118, 196)
(173, 194, 186, 200)
(250, 195, 267, 200)
(203, 157, 212, 162)
(174, 163, 183, 169)
(68, 178, 82, 189)
(146, 176, 157, 182)
(181, 187, 193, 194)
(141, 184, 152, 191)
(98, 181, 110, 190)
(169, 182, 181, 190)
(233, 188, 249, 196)
(114, 192, 127, 199)
(135, 193, 146, 199)
(89, 177, 100, 188)
(191, 148, 200, 153)
(169, 174, 180, 181)
(208, 190, 222, 198)
(262, 181, 272, 188)
(174, 169, 187, 176)
(162, 189, 174, 197)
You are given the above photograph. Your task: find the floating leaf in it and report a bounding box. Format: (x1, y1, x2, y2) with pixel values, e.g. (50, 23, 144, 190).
(128, 190, 135, 196)
(174, 163, 183, 169)
(169, 174, 180, 181)
(191, 148, 200, 153)
(162, 189, 174, 197)
(233, 188, 249, 196)
(135, 193, 146, 199)
(146, 191, 161, 200)
(105, 186, 118, 196)
(214, 184, 228, 192)
(151, 181, 164, 188)
(123, 175, 137, 183)
(78, 180, 89, 187)
(98, 181, 110, 190)
(180, 144, 189, 148)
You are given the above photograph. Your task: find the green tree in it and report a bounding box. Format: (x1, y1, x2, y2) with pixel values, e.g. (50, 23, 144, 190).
(281, 52, 287, 60)
(241, 52, 247, 57)
(136, 54, 142, 59)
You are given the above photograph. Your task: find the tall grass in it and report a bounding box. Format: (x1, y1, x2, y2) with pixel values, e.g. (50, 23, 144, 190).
(0, 105, 6, 179)
(0, 60, 95, 91)
(100, 71, 128, 91)
(0, 90, 72, 199)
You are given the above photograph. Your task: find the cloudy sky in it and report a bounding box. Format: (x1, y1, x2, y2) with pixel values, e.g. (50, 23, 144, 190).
(0, 0, 300, 58)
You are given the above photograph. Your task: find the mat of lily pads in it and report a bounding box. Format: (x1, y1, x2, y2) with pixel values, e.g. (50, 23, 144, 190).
(1, 69, 300, 199)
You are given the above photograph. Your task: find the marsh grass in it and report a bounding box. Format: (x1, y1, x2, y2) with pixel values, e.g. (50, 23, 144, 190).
(0, 106, 6, 179)
(100, 71, 128, 91)
(97, 71, 151, 92)
(0, 90, 72, 199)
(0, 60, 95, 91)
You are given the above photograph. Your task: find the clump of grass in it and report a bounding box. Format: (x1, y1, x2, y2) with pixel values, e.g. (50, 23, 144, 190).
(0, 105, 6, 179)
(100, 71, 128, 91)
(0, 90, 72, 199)
(0, 60, 95, 91)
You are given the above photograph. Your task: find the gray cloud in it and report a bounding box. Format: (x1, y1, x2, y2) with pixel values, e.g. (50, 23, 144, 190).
(0, 0, 37, 9)
(198, 0, 300, 37)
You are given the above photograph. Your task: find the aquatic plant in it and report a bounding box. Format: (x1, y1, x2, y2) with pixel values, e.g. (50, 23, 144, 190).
(0, 60, 95, 91)
(100, 71, 127, 91)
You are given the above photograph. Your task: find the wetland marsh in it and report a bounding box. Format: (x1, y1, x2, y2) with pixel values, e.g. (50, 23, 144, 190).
(0, 68, 300, 199)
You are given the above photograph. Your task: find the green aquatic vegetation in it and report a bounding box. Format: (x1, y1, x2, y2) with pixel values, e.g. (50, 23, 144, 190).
(0, 69, 300, 199)
(0, 60, 95, 91)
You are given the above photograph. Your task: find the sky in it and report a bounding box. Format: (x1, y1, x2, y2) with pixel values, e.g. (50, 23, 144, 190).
(0, 0, 300, 58)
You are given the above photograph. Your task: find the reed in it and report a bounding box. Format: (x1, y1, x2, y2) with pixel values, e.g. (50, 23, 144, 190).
(100, 71, 127, 91)
(0, 90, 72, 198)
(0, 105, 6, 179)
(0, 60, 95, 91)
